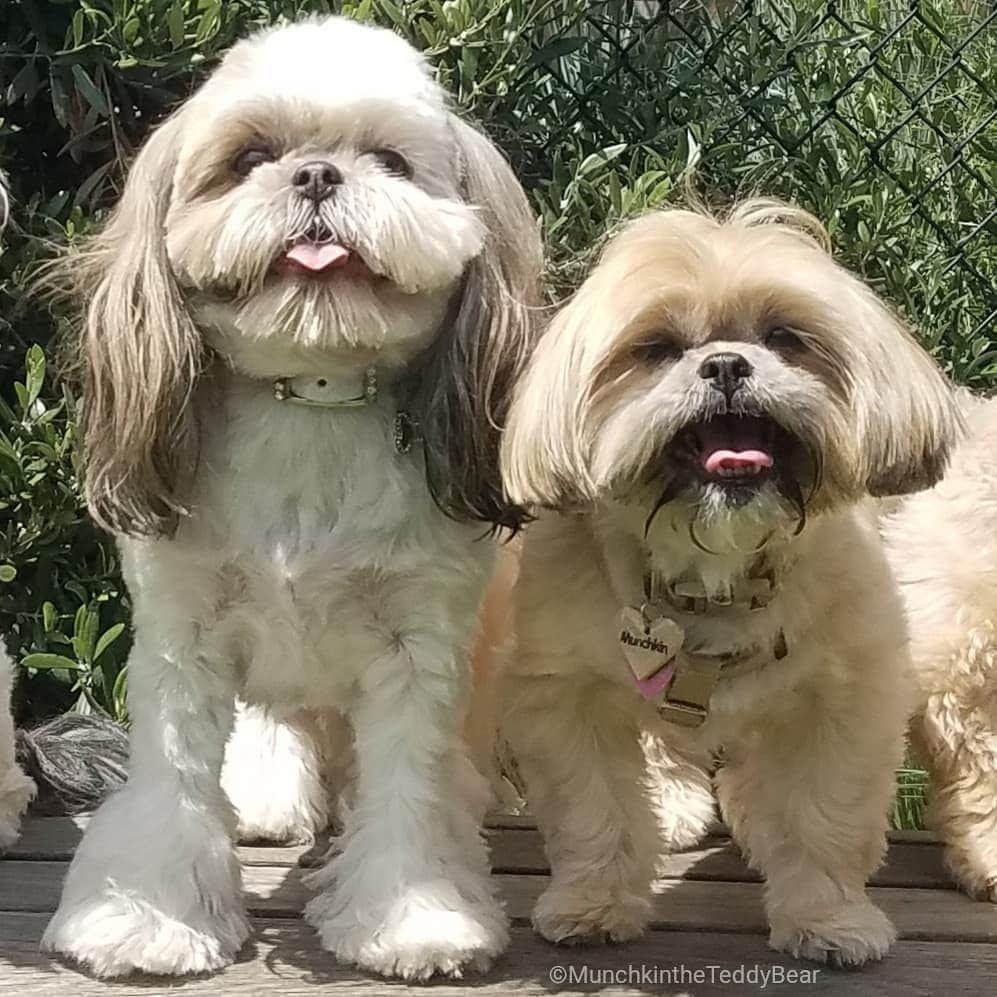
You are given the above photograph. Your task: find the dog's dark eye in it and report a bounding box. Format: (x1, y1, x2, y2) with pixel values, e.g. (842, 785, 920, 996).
(630, 339, 683, 364)
(370, 148, 412, 178)
(766, 327, 805, 351)
(232, 142, 276, 178)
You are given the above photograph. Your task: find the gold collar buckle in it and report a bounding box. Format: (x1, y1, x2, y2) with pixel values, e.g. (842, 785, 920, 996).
(273, 367, 378, 408)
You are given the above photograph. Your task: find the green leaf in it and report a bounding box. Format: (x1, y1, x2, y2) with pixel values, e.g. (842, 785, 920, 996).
(73, 605, 100, 664)
(112, 665, 129, 720)
(577, 144, 627, 179)
(94, 623, 126, 662)
(23, 653, 86, 672)
(529, 37, 585, 67)
(24, 344, 46, 409)
(0, 565, 16, 583)
(70, 64, 110, 117)
(167, 2, 185, 48)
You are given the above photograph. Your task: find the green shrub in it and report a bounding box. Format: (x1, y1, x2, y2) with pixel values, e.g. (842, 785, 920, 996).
(0, 344, 129, 721)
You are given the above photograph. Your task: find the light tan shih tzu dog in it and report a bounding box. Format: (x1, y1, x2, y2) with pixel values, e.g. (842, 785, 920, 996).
(41, 16, 539, 980)
(883, 393, 997, 903)
(0, 172, 37, 849)
(500, 201, 960, 966)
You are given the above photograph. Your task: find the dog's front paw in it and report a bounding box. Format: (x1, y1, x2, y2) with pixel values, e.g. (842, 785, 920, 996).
(0, 766, 36, 849)
(42, 787, 248, 977)
(306, 882, 508, 980)
(944, 844, 997, 903)
(532, 879, 651, 945)
(42, 891, 248, 977)
(769, 898, 896, 967)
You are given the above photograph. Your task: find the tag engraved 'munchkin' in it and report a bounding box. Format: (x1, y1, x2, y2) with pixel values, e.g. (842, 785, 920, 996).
(618, 606, 684, 699)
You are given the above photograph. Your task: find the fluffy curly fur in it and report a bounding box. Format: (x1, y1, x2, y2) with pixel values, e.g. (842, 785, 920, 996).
(883, 394, 997, 901)
(500, 201, 960, 967)
(0, 645, 35, 849)
(41, 16, 539, 981)
(0, 174, 38, 849)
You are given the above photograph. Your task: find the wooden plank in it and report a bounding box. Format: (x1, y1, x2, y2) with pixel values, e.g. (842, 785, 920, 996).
(487, 827, 955, 889)
(10, 818, 953, 890)
(4, 861, 996, 944)
(8, 815, 941, 861)
(5, 816, 331, 868)
(1, 912, 996, 996)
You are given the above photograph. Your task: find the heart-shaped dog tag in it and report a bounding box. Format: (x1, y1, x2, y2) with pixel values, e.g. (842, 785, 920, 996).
(618, 606, 684, 700)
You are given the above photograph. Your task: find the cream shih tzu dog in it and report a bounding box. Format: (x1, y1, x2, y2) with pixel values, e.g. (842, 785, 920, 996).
(41, 16, 539, 980)
(0, 173, 37, 849)
(500, 201, 959, 966)
(0, 644, 34, 849)
(883, 393, 997, 902)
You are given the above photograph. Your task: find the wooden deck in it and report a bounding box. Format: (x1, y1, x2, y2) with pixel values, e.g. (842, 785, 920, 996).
(2, 815, 997, 995)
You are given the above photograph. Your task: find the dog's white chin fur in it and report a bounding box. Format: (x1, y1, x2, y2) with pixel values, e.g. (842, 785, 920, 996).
(0, 646, 35, 849)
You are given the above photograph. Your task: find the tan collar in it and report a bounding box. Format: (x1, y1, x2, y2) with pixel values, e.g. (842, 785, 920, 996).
(273, 367, 379, 408)
(271, 367, 420, 454)
(644, 554, 780, 615)
(619, 552, 789, 729)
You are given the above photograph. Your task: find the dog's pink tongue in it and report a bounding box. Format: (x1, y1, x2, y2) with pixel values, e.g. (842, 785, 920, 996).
(704, 449, 774, 474)
(285, 243, 350, 273)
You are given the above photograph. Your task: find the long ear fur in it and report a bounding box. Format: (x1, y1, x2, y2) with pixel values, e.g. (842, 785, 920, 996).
(408, 116, 541, 530)
(733, 198, 963, 496)
(846, 287, 962, 496)
(500, 290, 600, 510)
(61, 112, 203, 537)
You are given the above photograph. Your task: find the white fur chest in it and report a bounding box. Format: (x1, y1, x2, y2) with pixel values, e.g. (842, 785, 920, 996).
(126, 374, 491, 709)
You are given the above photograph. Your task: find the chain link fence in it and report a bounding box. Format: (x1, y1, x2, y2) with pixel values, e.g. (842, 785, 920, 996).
(512, 0, 995, 384)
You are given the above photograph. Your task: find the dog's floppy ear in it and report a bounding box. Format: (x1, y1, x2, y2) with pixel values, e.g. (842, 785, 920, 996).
(847, 287, 962, 497)
(65, 111, 203, 537)
(500, 289, 599, 510)
(412, 116, 541, 529)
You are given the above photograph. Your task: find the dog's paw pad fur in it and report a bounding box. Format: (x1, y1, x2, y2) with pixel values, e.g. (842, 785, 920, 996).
(532, 881, 650, 946)
(41, 893, 249, 977)
(769, 900, 896, 967)
(306, 889, 508, 980)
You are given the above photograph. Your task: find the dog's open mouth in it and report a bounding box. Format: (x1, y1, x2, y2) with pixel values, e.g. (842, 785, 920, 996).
(278, 224, 374, 280)
(672, 414, 786, 486)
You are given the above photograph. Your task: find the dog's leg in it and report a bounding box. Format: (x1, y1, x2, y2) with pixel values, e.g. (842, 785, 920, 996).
(0, 647, 35, 848)
(716, 703, 901, 967)
(503, 673, 658, 945)
(915, 661, 997, 902)
(222, 701, 335, 844)
(305, 611, 506, 981)
(41, 570, 246, 978)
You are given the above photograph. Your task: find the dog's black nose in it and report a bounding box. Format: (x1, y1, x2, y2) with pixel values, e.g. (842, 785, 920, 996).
(293, 161, 343, 202)
(699, 351, 753, 400)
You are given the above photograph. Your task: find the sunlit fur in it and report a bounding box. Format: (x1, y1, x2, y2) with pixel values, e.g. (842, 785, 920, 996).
(883, 393, 997, 902)
(0, 174, 38, 848)
(41, 17, 539, 981)
(500, 201, 960, 967)
(0, 645, 35, 849)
